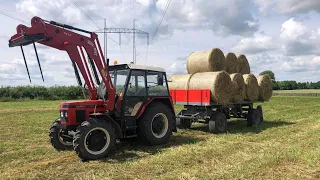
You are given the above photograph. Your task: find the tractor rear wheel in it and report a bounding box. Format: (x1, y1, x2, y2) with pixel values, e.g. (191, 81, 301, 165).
(209, 112, 227, 134)
(176, 118, 192, 129)
(49, 118, 73, 151)
(247, 108, 262, 127)
(73, 118, 116, 161)
(138, 103, 174, 145)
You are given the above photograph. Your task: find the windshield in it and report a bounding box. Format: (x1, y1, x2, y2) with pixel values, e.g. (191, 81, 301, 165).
(113, 69, 129, 94)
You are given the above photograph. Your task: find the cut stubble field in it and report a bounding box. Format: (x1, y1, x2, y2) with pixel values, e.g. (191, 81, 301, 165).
(0, 96, 320, 179)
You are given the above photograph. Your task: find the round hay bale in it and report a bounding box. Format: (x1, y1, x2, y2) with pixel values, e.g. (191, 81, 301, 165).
(238, 54, 250, 74)
(243, 74, 259, 102)
(230, 73, 245, 102)
(187, 48, 225, 74)
(257, 75, 273, 101)
(225, 53, 239, 74)
(189, 71, 232, 104)
(167, 74, 193, 90)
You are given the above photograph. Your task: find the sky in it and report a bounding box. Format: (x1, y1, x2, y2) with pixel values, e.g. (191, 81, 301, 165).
(1, 0, 320, 86)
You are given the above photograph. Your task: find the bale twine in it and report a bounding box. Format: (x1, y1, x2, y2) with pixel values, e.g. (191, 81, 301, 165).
(189, 71, 232, 104)
(225, 53, 239, 74)
(167, 74, 193, 90)
(187, 48, 225, 74)
(230, 73, 245, 102)
(243, 74, 259, 102)
(238, 54, 250, 74)
(257, 75, 273, 101)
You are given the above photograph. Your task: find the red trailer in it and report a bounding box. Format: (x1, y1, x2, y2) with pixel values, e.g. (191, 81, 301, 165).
(170, 89, 263, 133)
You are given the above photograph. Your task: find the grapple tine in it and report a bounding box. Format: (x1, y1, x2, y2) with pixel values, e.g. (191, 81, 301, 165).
(20, 45, 31, 83)
(33, 42, 44, 82)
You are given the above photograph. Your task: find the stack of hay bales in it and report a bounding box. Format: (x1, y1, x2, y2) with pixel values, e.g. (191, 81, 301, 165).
(168, 48, 273, 104)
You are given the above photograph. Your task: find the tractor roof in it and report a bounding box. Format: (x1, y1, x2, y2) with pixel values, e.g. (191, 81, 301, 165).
(109, 64, 165, 72)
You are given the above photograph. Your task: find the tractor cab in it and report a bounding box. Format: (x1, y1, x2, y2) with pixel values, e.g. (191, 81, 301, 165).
(108, 63, 171, 118)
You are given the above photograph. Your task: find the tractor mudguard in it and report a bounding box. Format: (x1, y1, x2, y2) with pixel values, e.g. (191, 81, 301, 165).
(89, 113, 123, 138)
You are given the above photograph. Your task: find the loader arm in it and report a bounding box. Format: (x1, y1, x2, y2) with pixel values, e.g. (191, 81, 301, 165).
(8, 16, 116, 111)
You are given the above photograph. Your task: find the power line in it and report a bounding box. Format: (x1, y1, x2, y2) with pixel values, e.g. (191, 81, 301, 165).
(69, 0, 100, 29)
(68, 0, 118, 44)
(0, 10, 29, 25)
(150, 0, 172, 44)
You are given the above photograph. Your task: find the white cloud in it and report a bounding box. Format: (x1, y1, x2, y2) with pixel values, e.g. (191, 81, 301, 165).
(254, 0, 320, 14)
(280, 18, 320, 56)
(15, 0, 259, 37)
(233, 33, 276, 54)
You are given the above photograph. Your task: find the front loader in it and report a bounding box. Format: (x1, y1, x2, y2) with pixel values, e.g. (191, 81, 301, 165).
(8, 16, 176, 161)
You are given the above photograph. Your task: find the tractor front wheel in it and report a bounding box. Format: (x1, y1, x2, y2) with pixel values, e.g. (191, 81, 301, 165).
(49, 118, 73, 151)
(73, 118, 116, 161)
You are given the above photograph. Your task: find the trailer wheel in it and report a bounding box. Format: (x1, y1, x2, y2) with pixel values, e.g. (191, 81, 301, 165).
(138, 103, 174, 145)
(73, 118, 116, 161)
(247, 109, 262, 127)
(209, 112, 227, 134)
(49, 118, 73, 151)
(176, 118, 192, 129)
(257, 105, 263, 122)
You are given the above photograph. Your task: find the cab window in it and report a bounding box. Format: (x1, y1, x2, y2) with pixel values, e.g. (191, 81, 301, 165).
(147, 72, 169, 96)
(114, 70, 129, 94)
(126, 70, 146, 96)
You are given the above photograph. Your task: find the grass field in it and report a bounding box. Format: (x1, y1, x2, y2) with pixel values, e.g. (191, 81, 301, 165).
(273, 89, 320, 96)
(1, 97, 320, 179)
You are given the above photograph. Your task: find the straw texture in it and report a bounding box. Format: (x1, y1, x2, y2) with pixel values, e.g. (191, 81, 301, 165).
(243, 74, 259, 101)
(225, 53, 239, 74)
(238, 55, 250, 74)
(187, 48, 225, 74)
(230, 73, 245, 102)
(257, 75, 273, 101)
(188, 71, 232, 104)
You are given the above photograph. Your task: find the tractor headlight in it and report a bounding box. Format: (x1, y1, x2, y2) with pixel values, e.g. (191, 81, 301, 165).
(60, 111, 64, 117)
(65, 111, 68, 118)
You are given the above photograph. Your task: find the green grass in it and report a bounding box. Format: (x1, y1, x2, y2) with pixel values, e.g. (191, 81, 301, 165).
(1, 97, 320, 179)
(273, 89, 320, 96)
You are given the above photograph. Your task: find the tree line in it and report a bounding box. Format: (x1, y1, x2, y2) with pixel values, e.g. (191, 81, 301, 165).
(259, 70, 320, 90)
(0, 86, 85, 101)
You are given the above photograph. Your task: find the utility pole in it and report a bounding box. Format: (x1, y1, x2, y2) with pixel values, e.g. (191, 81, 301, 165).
(104, 19, 107, 62)
(96, 20, 149, 64)
(133, 19, 136, 64)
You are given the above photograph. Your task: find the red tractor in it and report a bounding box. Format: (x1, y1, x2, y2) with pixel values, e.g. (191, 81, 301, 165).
(9, 17, 176, 161)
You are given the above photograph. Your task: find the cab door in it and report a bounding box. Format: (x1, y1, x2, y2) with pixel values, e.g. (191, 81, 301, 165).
(123, 70, 147, 118)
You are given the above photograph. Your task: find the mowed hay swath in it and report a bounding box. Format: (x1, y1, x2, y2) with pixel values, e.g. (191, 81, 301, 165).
(188, 71, 232, 104)
(238, 55, 250, 74)
(243, 74, 259, 102)
(168, 74, 193, 90)
(225, 53, 239, 74)
(258, 75, 273, 101)
(230, 73, 245, 102)
(187, 48, 225, 74)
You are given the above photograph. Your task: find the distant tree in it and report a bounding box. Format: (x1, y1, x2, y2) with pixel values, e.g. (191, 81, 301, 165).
(260, 70, 275, 81)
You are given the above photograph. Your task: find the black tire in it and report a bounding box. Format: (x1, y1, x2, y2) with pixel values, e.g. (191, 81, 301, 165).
(247, 108, 262, 127)
(49, 118, 73, 151)
(209, 112, 227, 134)
(73, 118, 116, 161)
(138, 103, 174, 145)
(257, 105, 264, 122)
(176, 118, 192, 129)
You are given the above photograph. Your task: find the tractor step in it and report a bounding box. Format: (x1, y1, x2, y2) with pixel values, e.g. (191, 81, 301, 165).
(125, 134, 138, 138)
